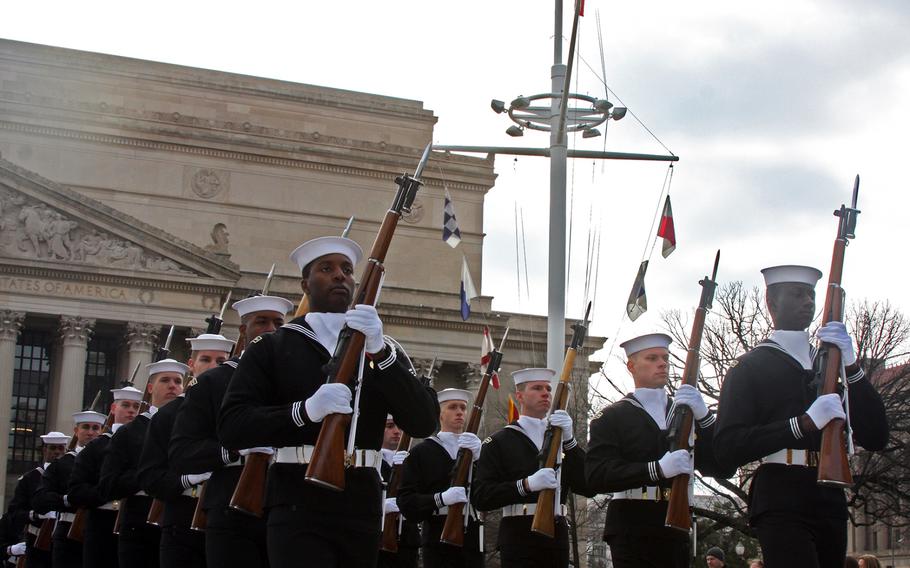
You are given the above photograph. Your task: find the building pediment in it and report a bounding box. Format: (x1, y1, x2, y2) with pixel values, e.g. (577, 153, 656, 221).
(0, 157, 240, 286)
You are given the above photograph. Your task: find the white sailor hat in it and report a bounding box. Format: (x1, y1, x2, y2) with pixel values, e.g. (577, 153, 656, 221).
(761, 265, 823, 287)
(620, 333, 673, 357)
(511, 368, 556, 386)
(233, 295, 294, 318)
(290, 236, 363, 272)
(437, 388, 472, 404)
(40, 431, 71, 445)
(146, 359, 190, 377)
(186, 333, 234, 353)
(72, 411, 106, 425)
(111, 386, 143, 402)
(386, 414, 395, 421)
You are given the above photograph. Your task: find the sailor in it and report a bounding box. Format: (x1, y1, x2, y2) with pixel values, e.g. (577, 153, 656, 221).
(33, 409, 106, 568)
(397, 389, 484, 567)
(219, 236, 439, 568)
(67, 385, 142, 568)
(472, 369, 594, 568)
(138, 333, 233, 568)
(714, 265, 889, 567)
(377, 415, 421, 568)
(170, 293, 293, 568)
(98, 359, 186, 568)
(2, 431, 68, 568)
(585, 333, 725, 568)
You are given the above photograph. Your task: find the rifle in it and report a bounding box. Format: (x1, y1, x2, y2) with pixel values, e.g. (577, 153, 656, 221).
(380, 357, 435, 553)
(530, 302, 592, 538)
(187, 292, 233, 531)
(145, 325, 176, 526)
(228, 272, 284, 516)
(305, 144, 432, 492)
(294, 217, 354, 318)
(664, 251, 720, 532)
(69, 362, 142, 541)
(440, 329, 509, 546)
(36, 433, 80, 550)
(817, 175, 861, 488)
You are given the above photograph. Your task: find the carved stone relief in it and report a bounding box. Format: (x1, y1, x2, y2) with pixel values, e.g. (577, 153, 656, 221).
(0, 186, 194, 275)
(59, 315, 95, 345)
(126, 322, 162, 351)
(0, 310, 25, 342)
(401, 197, 424, 225)
(190, 168, 226, 199)
(204, 223, 230, 256)
(461, 362, 482, 391)
(411, 357, 441, 384)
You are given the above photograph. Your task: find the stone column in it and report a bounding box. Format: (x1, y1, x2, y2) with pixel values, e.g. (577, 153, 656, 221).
(411, 357, 442, 386)
(0, 310, 25, 506)
(126, 323, 160, 385)
(51, 316, 94, 431)
(461, 363, 482, 392)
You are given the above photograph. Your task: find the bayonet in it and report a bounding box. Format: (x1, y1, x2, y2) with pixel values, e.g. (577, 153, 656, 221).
(342, 216, 354, 238)
(126, 360, 142, 386)
(261, 264, 276, 296)
(162, 325, 175, 353)
(497, 327, 510, 353)
(89, 390, 103, 413)
(413, 143, 432, 181)
(219, 290, 232, 320)
(851, 174, 860, 209)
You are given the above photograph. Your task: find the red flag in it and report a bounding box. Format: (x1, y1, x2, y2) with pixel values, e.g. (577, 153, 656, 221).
(480, 326, 499, 389)
(579, 0, 585, 16)
(657, 195, 676, 258)
(507, 395, 520, 423)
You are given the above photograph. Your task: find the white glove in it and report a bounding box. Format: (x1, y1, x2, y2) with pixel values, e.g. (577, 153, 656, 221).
(458, 433, 482, 462)
(185, 472, 212, 486)
(7, 543, 25, 556)
(658, 450, 694, 479)
(817, 322, 857, 366)
(674, 384, 709, 420)
(384, 497, 400, 514)
(392, 451, 408, 466)
(548, 410, 574, 442)
(525, 468, 558, 492)
(239, 447, 275, 456)
(38, 511, 56, 520)
(805, 393, 846, 430)
(304, 383, 353, 422)
(438, 486, 468, 506)
(345, 304, 386, 354)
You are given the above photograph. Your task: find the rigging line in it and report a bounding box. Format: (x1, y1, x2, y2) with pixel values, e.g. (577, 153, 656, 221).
(638, 163, 673, 262)
(514, 201, 522, 303)
(583, 204, 595, 305)
(578, 55, 676, 158)
(591, 220, 603, 313)
(566, 22, 583, 306)
(519, 206, 531, 302)
(595, 9, 610, 171)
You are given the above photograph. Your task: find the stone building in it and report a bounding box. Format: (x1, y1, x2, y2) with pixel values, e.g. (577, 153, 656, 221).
(0, 37, 603, 525)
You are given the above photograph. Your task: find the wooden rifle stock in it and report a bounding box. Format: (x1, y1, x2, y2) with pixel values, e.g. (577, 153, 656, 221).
(817, 175, 861, 488)
(440, 332, 507, 547)
(664, 252, 720, 532)
(306, 147, 428, 491)
(146, 499, 164, 526)
(229, 452, 271, 517)
(190, 483, 207, 531)
(15, 554, 26, 568)
(34, 518, 54, 551)
(531, 303, 591, 538)
(380, 432, 413, 553)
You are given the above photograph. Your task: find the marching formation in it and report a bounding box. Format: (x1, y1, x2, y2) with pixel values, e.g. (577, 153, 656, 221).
(0, 154, 890, 568)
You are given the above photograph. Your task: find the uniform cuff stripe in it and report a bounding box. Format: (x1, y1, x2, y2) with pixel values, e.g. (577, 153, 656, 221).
(648, 461, 660, 482)
(516, 480, 527, 497)
(790, 417, 804, 439)
(181, 475, 191, 489)
(221, 447, 231, 465)
(562, 438, 577, 451)
(291, 401, 306, 428)
(376, 340, 397, 370)
(434, 493, 445, 509)
(847, 367, 865, 384)
(698, 412, 716, 428)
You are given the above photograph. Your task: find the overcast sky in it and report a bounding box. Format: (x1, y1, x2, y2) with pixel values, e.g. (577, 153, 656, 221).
(2, 0, 908, 383)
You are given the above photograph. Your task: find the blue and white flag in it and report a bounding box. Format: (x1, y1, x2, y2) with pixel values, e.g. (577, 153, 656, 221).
(443, 189, 462, 248)
(626, 260, 649, 321)
(460, 256, 478, 321)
